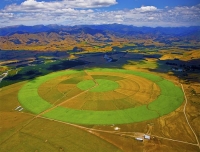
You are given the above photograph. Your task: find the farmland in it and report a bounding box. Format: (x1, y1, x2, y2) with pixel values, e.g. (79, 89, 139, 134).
(0, 25, 200, 151)
(1, 54, 200, 151)
(17, 68, 184, 125)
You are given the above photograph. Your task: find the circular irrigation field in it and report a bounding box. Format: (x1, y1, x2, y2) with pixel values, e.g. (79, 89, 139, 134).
(18, 68, 184, 125)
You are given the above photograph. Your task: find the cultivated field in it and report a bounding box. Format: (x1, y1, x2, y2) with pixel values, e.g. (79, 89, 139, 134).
(17, 68, 184, 125)
(1, 67, 199, 151)
(0, 25, 200, 151)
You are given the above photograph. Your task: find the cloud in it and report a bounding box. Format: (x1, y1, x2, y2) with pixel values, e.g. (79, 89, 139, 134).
(19, 0, 117, 10)
(91, 0, 117, 6)
(135, 6, 157, 12)
(148, 17, 154, 20)
(2, 0, 117, 13)
(0, 2, 200, 27)
(0, 12, 14, 18)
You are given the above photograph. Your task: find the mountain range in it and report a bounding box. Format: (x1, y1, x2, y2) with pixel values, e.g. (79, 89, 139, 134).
(0, 24, 199, 51)
(1, 24, 200, 36)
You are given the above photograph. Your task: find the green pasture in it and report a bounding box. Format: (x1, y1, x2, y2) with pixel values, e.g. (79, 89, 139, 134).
(18, 68, 184, 124)
(77, 80, 96, 90)
(77, 79, 119, 92)
(18, 70, 80, 114)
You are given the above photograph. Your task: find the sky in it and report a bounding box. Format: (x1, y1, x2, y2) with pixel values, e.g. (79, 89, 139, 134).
(0, 0, 200, 27)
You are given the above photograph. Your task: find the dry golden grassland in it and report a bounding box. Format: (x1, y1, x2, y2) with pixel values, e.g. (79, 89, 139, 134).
(0, 82, 34, 144)
(1, 117, 121, 152)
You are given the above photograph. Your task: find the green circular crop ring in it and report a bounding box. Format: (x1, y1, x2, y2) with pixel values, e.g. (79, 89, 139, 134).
(18, 68, 184, 125)
(77, 79, 119, 92)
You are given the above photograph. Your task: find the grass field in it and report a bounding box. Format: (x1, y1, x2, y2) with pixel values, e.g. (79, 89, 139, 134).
(77, 79, 119, 92)
(18, 70, 80, 114)
(17, 68, 184, 125)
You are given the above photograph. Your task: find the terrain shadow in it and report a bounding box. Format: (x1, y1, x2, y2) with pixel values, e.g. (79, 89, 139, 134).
(150, 58, 200, 83)
(0, 60, 86, 87)
(1, 51, 199, 87)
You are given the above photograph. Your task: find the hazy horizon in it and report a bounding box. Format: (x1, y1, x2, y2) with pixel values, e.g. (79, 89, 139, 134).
(0, 0, 200, 28)
(1, 23, 200, 29)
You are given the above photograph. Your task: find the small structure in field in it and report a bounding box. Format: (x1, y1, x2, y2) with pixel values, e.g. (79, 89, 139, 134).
(135, 137, 144, 141)
(18, 107, 23, 111)
(144, 135, 151, 140)
(135, 134, 150, 141)
(114, 127, 120, 131)
(15, 106, 21, 110)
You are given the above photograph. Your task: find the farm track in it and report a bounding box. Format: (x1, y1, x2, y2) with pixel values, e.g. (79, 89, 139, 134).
(181, 83, 200, 149)
(151, 135, 198, 146)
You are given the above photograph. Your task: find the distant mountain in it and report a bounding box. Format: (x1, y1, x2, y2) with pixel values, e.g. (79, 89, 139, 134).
(0, 24, 200, 36)
(0, 24, 199, 51)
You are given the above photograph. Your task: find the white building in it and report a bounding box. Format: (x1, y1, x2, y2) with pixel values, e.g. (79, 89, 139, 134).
(144, 135, 150, 140)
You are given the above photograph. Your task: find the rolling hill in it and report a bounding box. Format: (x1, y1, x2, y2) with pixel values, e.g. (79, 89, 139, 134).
(0, 24, 199, 51)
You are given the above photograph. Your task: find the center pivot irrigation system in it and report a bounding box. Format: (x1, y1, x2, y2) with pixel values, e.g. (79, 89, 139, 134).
(18, 68, 184, 125)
